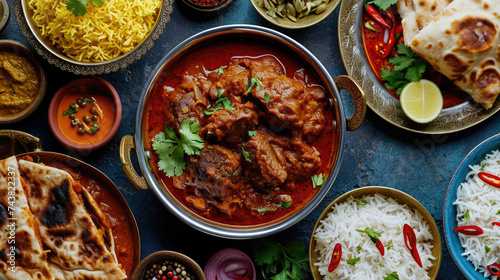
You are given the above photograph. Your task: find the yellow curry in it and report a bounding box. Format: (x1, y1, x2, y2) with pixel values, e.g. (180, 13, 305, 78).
(0, 51, 39, 115)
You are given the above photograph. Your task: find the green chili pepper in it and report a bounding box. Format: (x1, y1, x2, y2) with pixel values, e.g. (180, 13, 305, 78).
(365, 21, 380, 32)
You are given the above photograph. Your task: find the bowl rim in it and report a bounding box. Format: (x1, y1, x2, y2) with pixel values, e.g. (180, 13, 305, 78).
(443, 133, 500, 280)
(48, 76, 122, 151)
(181, 0, 234, 13)
(309, 186, 443, 280)
(0, 39, 47, 124)
(13, 0, 173, 75)
(134, 24, 348, 239)
(248, 0, 341, 29)
(0, 0, 10, 33)
(130, 250, 206, 280)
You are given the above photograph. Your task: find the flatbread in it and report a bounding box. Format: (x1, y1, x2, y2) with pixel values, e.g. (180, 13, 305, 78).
(397, 0, 453, 46)
(0, 156, 54, 280)
(17, 160, 127, 280)
(410, 0, 500, 109)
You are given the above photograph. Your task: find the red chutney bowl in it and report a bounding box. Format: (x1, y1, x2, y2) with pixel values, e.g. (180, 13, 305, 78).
(48, 77, 122, 151)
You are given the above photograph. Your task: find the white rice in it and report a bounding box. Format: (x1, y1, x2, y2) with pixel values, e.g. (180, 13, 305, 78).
(454, 149, 500, 279)
(313, 193, 435, 280)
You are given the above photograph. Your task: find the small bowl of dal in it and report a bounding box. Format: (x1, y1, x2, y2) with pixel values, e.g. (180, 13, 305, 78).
(309, 186, 442, 280)
(0, 40, 47, 124)
(13, 0, 173, 75)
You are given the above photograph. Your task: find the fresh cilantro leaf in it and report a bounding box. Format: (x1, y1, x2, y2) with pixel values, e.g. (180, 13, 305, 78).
(204, 103, 223, 116)
(225, 169, 238, 177)
(378, 261, 385, 267)
(213, 66, 226, 74)
(347, 257, 360, 265)
(311, 174, 325, 188)
(464, 209, 470, 220)
(63, 108, 75, 116)
(152, 119, 205, 177)
(242, 147, 252, 163)
(90, 126, 96, 134)
(204, 95, 234, 115)
(355, 198, 367, 206)
(254, 240, 309, 280)
(217, 88, 225, 98)
(248, 131, 257, 137)
(497, 210, 500, 215)
(67, 0, 103, 16)
(356, 245, 362, 252)
(219, 97, 235, 110)
(389, 55, 415, 72)
(280, 201, 292, 208)
(371, 0, 398, 10)
(264, 92, 270, 103)
(380, 67, 408, 92)
(384, 272, 399, 280)
(405, 58, 427, 82)
(83, 97, 96, 102)
(356, 227, 381, 243)
(486, 246, 491, 253)
(246, 75, 262, 93)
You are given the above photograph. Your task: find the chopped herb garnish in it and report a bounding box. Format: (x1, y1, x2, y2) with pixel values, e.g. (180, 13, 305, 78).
(280, 201, 292, 208)
(246, 75, 262, 94)
(384, 271, 399, 280)
(496, 210, 500, 215)
(90, 126, 96, 134)
(311, 173, 325, 188)
(204, 95, 234, 115)
(62, 108, 75, 116)
(242, 147, 252, 163)
(83, 97, 96, 102)
(225, 169, 238, 177)
(356, 227, 381, 243)
(355, 198, 367, 206)
(67, 0, 104, 16)
(356, 245, 362, 252)
(464, 209, 470, 220)
(248, 131, 257, 137)
(485, 246, 491, 253)
(347, 257, 360, 265)
(385, 241, 393, 250)
(213, 66, 226, 74)
(152, 119, 205, 177)
(264, 92, 270, 103)
(378, 262, 385, 267)
(217, 88, 225, 98)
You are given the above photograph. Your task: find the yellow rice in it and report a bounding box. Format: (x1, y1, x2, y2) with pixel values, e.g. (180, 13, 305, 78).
(29, 0, 161, 62)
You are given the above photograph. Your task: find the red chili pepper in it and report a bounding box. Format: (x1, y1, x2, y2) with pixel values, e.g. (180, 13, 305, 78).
(395, 24, 403, 35)
(454, 225, 484, 235)
(487, 263, 500, 276)
(365, 4, 391, 29)
(403, 224, 423, 267)
(328, 243, 342, 272)
(478, 172, 500, 188)
(493, 222, 500, 227)
(382, 25, 396, 59)
(385, 8, 396, 26)
(372, 41, 387, 58)
(376, 239, 385, 256)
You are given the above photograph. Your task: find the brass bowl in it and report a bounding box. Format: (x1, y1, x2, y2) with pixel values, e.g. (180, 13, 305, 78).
(249, 0, 340, 29)
(13, 0, 173, 75)
(309, 186, 442, 279)
(131, 251, 206, 280)
(0, 40, 47, 124)
(0, 0, 9, 34)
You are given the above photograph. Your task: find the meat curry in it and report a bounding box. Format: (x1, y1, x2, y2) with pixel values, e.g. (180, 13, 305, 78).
(147, 39, 337, 225)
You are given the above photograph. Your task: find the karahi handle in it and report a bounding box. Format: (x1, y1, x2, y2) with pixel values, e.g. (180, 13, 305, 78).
(334, 75, 366, 131)
(120, 135, 149, 191)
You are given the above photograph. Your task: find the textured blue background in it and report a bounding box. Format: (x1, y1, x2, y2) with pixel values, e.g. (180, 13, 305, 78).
(3, 0, 498, 278)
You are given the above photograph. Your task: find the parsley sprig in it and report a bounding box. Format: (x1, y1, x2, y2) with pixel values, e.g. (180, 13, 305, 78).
(380, 43, 427, 95)
(254, 239, 309, 280)
(152, 119, 205, 177)
(67, 0, 104, 16)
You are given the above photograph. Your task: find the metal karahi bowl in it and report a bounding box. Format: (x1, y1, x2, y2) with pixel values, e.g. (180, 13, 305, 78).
(120, 24, 366, 239)
(13, 0, 173, 75)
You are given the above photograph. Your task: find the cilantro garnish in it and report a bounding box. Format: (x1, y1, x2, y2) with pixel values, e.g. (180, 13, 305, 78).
(356, 227, 381, 243)
(311, 173, 325, 188)
(83, 97, 96, 102)
(152, 119, 205, 177)
(213, 66, 226, 74)
(486, 246, 491, 253)
(63, 108, 75, 116)
(367, 0, 398, 10)
(280, 201, 292, 208)
(66, 0, 104, 16)
(384, 272, 399, 280)
(225, 169, 238, 177)
(497, 210, 500, 215)
(254, 239, 309, 280)
(356, 245, 362, 252)
(264, 92, 270, 103)
(90, 126, 96, 134)
(248, 131, 257, 137)
(355, 198, 367, 206)
(380, 43, 427, 95)
(385, 241, 393, 250)
(464, 209, 470, 220)
(347, 257, 360, 265)
(204, 96, 234, 115)
(246, 76, 262, 94)
(242, 147, 252, 163)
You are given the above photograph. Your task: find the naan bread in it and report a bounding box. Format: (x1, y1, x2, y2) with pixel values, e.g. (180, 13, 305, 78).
(18, 160, 127, 280)
(397, 0, 453, 46)
(410, 0, 500, 109)
(0, 156, 54, 280)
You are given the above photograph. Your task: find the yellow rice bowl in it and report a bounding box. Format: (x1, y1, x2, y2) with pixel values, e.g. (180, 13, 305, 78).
(28, 0, 161, 62)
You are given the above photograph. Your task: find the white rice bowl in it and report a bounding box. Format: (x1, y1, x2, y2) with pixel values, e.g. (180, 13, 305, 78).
(313, 193, 435, 280)
(454, 149, 500, 279)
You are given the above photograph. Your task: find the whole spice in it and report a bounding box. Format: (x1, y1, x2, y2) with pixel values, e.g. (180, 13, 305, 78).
(453, 225, 484, 236)
(478, 172, 500, 188)
(188, 0, 226, 7)
(142, 260, 195, 280)
(403, 224, 422, 267)
(328, 243, 342, 272)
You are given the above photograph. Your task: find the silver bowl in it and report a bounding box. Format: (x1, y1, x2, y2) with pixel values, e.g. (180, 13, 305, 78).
(13, 0, 173, 75)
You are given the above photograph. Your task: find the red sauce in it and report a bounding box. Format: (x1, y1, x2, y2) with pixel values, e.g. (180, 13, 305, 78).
(145, 38, 338, 226)
(361, 8, 467, 108)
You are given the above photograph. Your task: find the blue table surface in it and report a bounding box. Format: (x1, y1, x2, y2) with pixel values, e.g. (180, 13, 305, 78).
(4, 0, 498, 279)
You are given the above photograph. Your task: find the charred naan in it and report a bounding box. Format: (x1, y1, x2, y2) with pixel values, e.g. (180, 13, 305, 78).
(397, 0, 453, 46)
(17, 160, 127, 280)
(410, 0, 500, 109)
(0, 156, 54, 280)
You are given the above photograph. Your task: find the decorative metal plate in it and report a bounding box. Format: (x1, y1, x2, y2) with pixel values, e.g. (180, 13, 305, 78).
(338, 0, 500, 134)
(13, 0, 173, 75)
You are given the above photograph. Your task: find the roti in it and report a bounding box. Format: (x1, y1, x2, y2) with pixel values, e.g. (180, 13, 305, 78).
(409, 0, 500, 109)
(0, 156, 54, 280)
(397, 0, 453, 46)
(17, 159, 127, 280)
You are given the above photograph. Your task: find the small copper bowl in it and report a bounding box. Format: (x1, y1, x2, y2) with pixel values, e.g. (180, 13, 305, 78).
(48, 77, 122, 151)
(131, 251, 206, 280)
(0, 40, 47, 124)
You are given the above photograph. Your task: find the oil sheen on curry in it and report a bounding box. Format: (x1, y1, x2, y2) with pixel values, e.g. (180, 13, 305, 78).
(146, 39, 337, 225)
